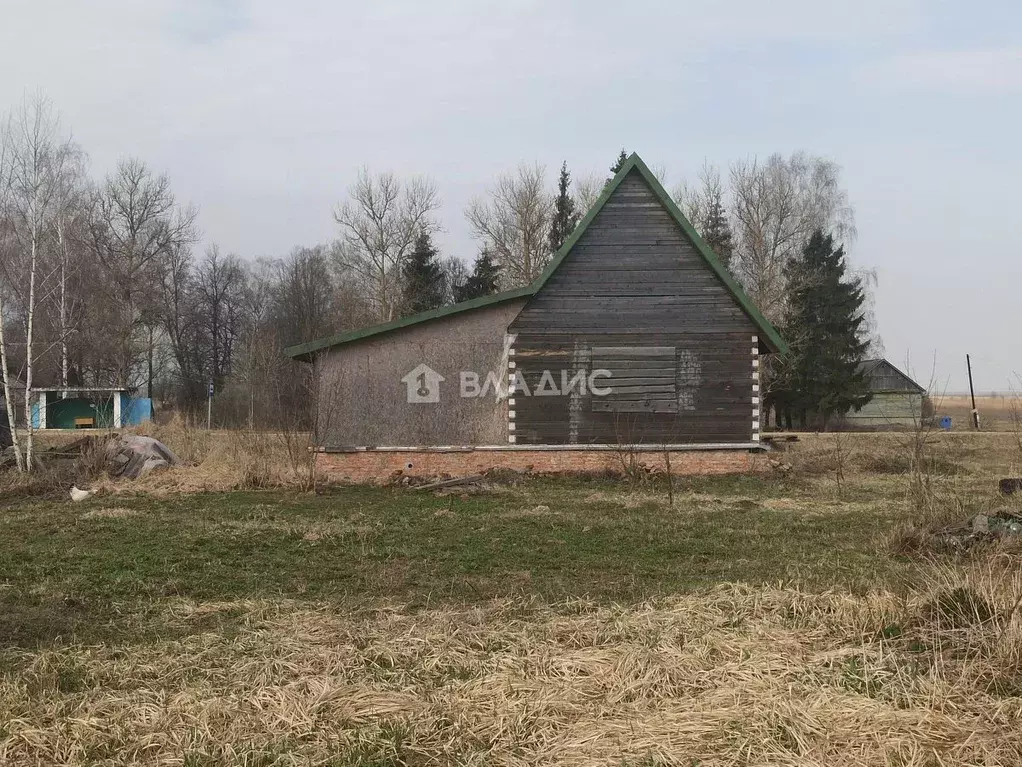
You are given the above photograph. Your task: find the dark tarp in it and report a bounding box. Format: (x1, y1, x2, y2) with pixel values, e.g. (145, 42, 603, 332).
(104, 435, 180, 479)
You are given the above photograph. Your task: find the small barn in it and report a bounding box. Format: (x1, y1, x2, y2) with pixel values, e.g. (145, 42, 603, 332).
(287, 153, 786, 480)
(843, 359, 926, 428)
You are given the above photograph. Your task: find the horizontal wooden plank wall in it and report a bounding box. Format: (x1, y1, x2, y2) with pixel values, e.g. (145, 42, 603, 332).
(843, 392, 923, 427)
(509, 170, 758, 445)
(861, 360, 924, 393)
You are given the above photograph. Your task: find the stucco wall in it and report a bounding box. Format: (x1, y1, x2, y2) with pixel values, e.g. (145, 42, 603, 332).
(314, 299, 527, 447)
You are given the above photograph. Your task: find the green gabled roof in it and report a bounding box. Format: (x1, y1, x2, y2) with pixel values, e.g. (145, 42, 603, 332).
(286, 152, 786, 360)
(284, 286, 533, 361)
(530, 153, 787, 354)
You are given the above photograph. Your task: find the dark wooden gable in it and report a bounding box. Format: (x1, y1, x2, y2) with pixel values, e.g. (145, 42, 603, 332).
(508, 168, 759, 445)
(510, 169, 758, 336)
(859, 359, 925, 394)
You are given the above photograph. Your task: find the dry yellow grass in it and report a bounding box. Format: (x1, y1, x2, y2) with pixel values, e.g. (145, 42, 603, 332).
(5, 425, 1022, 764)
(939, 394, 1015, 428)
(95, 424, 318, 495)
(780, 430, 1022, 479)
(3, 563, 1022, 766)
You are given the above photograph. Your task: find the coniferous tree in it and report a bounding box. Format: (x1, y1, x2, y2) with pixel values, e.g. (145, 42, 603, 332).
(601, 149, 631, 194)
(610, 149, 628, 175)
(454, 248, 502, 302)
(547, 161, 580, 254)
(400, 232, 446, 315)
(701, 197, 734, 268)
(776, 229, 871, 429)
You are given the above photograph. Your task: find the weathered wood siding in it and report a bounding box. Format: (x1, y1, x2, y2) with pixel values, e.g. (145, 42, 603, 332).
(860, 360, 924, 393)
(843, 392, 923, 428)
(508, 169, 758, 445)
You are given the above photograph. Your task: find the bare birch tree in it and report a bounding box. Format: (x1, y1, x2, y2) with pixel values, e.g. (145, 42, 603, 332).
(0, 121, 23, 470)
(1, 94, 79, 469)
(333, 169, 440, 322)
(729, 152, 855, 322)
(466, 163, 551, 289)
(51, 144, 88, 391)
(574, 171, 604, 215)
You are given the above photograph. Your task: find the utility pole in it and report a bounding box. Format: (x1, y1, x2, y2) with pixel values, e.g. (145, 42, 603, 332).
(966, 354, 980, 430)
(207, 380, 214, 430)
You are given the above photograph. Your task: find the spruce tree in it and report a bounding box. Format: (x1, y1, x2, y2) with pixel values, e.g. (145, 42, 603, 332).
(700, 197, 734, 268)
(601, 149, 630, 193)
(610, 148, 628, 175)
(400, 232, 446, 315)
(548, 161, 580, 254)
(455, 248, 502, 302)
(779, 229, 871, 429)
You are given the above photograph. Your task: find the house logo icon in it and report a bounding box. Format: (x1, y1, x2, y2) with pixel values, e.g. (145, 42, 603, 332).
(401, 363, 445, 404)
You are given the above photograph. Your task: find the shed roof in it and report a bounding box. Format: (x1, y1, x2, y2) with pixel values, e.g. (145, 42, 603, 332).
(285, 153, 787, 361)
(285, 286, 533, 361)
(33, 386, 130, 393)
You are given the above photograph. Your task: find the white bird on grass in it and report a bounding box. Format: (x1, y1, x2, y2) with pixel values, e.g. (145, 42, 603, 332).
(70, 485, 94, 502)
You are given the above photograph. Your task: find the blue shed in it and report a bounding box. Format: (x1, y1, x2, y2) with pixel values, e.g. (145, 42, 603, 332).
(31, 388, 152, 429)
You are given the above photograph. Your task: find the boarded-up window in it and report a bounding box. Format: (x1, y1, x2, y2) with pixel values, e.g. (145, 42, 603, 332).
(591, 346, 678, 413)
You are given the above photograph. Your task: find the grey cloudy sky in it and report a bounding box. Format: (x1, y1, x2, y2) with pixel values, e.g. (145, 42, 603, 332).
(2, 0, 1019, 392)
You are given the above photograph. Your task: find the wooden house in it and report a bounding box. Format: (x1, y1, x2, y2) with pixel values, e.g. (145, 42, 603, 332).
(287, 154, 786, 479)
(842, 359, 926, 428)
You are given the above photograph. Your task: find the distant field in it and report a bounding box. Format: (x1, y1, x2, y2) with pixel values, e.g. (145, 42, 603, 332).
(933, 394, 1017, 431)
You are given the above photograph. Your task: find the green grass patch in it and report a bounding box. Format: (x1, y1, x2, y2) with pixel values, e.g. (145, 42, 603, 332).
(0, 477, 911, 647)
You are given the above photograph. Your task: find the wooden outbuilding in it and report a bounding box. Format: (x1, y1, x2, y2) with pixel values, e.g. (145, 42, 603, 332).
(287, 154, 786, 477)
(842, 359, 926, 428)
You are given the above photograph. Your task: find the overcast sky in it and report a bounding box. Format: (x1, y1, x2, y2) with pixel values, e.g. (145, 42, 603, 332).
(1, 0, 1019, 392)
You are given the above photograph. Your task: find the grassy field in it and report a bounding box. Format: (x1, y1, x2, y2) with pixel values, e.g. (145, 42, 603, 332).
(2, 432, 1022, 764)
(936, 394, 1018, 431)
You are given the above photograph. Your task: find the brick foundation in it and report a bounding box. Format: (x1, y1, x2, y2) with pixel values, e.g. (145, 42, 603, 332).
(316, 448, 763, 484)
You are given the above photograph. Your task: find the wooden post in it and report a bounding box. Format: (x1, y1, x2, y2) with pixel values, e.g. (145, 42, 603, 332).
(967, 354, 980, 430)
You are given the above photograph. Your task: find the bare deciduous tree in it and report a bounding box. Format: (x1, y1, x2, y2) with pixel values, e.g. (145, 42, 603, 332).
(333, 169, 440, 321)
(1, 94, 80, 469)
(275, 246, 336, 348)
(196, 245, 245, 389)
(86, 157, 198, 395)
(466, 163, 551, 289)
(51, 143, 89, 391)
(160, 242, 203, 407)
(0, 119, 22, 469)
(729, 152, 855, 322)
(573, 171, 604, 214)
(674, 162, 723, 228)
(440, 255, 469, 304)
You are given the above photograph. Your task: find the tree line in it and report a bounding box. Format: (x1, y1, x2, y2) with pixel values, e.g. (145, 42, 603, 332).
(0, 93, 874, 469)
